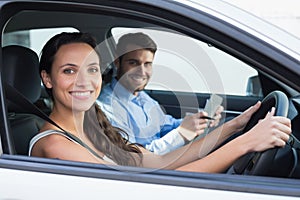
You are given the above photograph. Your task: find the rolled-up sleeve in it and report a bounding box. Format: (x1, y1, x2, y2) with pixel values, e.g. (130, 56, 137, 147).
(145, 128, 185, 155)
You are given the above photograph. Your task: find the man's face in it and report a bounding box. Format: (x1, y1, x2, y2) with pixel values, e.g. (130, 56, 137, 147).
(116, 45, 154, 95)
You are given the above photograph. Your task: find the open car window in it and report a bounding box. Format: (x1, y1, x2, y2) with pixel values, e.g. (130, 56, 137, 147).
(0, 6, 294, 171)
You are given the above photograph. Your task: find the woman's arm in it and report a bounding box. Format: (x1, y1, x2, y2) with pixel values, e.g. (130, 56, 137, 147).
(176, 107, 291, 172)
(140, 103, 291, 172)
(139, 116, 239, 170)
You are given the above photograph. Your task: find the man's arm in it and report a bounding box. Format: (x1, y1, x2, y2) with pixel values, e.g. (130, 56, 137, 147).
(145, 128, 185, 155)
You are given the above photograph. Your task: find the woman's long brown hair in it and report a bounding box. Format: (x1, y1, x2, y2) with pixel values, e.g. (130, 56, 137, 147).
(84, 104, 142, 166)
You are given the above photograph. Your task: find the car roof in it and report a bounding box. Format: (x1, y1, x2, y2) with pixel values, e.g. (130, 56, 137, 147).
(163, 0, 300, 61)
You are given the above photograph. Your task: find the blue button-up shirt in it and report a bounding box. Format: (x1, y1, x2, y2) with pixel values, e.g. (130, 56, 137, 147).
(98, 78, 184, 154)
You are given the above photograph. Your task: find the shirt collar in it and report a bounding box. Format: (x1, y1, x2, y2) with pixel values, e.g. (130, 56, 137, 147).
(110, 78, 137, 102)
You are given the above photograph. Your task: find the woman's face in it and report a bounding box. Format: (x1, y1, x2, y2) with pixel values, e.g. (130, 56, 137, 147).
(42, 42, 101, 112)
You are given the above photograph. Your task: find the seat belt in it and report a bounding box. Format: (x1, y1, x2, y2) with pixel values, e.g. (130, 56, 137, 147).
(5, 83, 64, 131)
(4, 82, 104, 160)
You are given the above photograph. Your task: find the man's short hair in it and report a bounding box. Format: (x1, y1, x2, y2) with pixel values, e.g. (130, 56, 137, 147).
(116, 32, 157, 59)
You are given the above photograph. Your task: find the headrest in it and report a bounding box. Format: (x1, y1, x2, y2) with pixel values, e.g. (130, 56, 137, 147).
(2, 45, 41, 103)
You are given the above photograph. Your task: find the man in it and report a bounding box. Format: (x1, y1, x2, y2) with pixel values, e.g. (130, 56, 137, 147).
(98, 32, 222, 154)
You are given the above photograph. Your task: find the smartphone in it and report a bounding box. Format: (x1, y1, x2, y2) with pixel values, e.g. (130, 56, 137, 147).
(203, 94, 223, 117)
(194, 94, 223, 141)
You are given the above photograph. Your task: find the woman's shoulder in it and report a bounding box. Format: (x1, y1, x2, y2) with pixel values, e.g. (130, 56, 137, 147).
(32, 129, 70, 142)
(28, 129, 73, 156)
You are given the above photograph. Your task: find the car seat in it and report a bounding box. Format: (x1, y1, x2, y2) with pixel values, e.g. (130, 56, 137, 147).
(2, 45, 44, 155)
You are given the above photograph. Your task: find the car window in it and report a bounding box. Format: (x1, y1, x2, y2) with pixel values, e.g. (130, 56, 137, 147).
(112, 27, 262, 97)
(2, 27, 78, 55)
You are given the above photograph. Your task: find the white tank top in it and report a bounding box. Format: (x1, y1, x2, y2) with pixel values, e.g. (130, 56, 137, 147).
(28, 129, 116, 164)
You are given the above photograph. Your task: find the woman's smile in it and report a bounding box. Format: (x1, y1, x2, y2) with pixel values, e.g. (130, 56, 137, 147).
(70, 90, 94, 100)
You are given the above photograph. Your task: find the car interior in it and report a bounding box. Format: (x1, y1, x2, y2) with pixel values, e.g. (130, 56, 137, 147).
(3, 45, 44, 155)
(1, 3, 300, 180)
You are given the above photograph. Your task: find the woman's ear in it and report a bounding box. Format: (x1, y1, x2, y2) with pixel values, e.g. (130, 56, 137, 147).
(41, 70, 53, 89)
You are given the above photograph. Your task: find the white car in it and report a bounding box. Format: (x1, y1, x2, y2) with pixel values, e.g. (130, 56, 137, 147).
(0, 0, 300, 199)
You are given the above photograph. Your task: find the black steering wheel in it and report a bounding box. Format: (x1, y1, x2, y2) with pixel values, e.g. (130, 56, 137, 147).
(228, 90, 289, 176)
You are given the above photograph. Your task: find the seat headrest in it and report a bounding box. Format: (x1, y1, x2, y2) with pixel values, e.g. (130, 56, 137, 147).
(2, 45, 41, 103)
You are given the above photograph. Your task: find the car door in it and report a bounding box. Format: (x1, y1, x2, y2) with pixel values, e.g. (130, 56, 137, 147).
(0, 0, 300, 199)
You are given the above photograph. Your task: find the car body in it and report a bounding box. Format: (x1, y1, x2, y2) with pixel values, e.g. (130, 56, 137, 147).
(0, 0, 300, 199)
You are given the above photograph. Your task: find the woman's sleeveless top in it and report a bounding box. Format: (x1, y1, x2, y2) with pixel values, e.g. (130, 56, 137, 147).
(28, 129, 116, 164)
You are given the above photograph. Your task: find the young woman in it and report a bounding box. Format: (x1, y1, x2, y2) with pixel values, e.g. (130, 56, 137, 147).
(29, 32, 291, 173)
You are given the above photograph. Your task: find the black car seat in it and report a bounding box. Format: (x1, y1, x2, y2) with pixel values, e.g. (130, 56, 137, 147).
(2, 45, 44, 155)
